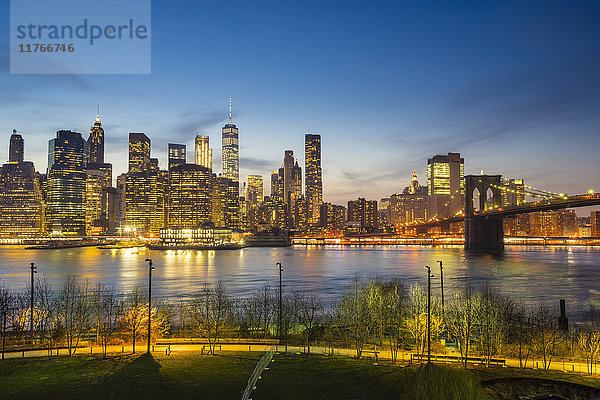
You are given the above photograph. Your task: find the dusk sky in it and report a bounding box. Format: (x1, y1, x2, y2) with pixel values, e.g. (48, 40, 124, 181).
(1, 0, 599, 209)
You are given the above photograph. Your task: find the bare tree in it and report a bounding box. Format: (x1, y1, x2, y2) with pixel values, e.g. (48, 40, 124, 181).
(577, 305, 600, 375)
(446, 286, 479, 369)
(292, 291, 324, 355)
(34, 276, 55, 354)
(336, 275, 374, 358)
(405, 284, 428, 359)
(93, 284, 121, 358)
(191, 281, 232, 355)
(55, 277, 92, 356)
(478, 281, 513, 366)
(511, 304, 534, 370)
(0, 286, 14, 360)
(123, 285, 146, 354)
(532, 302, 562, 371)
(380, 279, 407, 364)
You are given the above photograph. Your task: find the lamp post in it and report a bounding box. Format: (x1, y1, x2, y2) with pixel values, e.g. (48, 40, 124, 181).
(145, 258, 154, 354)
(437, 260, 444, 321)
(30, 262, 37, 344)
(425, 265, 433, 364)
(276, 262, 283, 345)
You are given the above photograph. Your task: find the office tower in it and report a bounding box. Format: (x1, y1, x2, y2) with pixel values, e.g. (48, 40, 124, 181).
(222, 97, 239, 181)
(502, 178, 525, 207)
(125, 134, 166, 235)
(211, 175, 240, 228)
(319, 202, 346, 230)
(390, 171, 428, 230)
(128, 132, 151, 173)
(168, 143, 186, 170)
(305, 134, 323, 227)
(283, 150, 295, 204)
(590, 211, 600, 237)
(9, 130, 24, 163)
(167, 164, 212, 228)
(0, 134, 43, 237)
(271, 170, 284, 202)
(379, 197, 391, 227)
(245, 175, 264, 209)
(426, 152, 464, 220)
(46, 130, 86, 235)
(347, 198, 378, 231)
(87, 109, 105, 164)
(195, 135, 212, 170)
(85, 163, 112, 236)
(116, 173, 127, 229)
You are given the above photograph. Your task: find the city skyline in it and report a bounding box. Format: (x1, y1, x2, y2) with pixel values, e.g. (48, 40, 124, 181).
(0, 1, 599, 205)
(3, 110, 599, 218)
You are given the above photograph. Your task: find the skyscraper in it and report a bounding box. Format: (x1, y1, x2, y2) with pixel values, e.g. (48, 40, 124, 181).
(390, 171, 428, 230)
(128, 132, 151, 173)
(305, 134, 323, 227)
(426, 152, 464, 220)
(347, 198, 378, 231)
(125, 133, 165, 235)
(283, 150, 295, 205)
(85, 111, 113, 235)
(85, 163, 112, 236)
(47, 130, 87, 235)
(270, 170, 283, 202)
(195, 135, 212, 170)
(592, 211, 600, 237)
(87, 108, 105, 164)
(9, 130, 24, 163)
(168, 164, 212, 228)
(212, 175, 240, 228)
(0, 133, 43, 237)
(245, 175, 264, 209)
(501, 178, 525, 207)
(222, 97, 239, 182)
(168, 143, 186, 170)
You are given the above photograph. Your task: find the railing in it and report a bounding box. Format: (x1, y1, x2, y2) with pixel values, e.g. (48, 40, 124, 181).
(410, 353, 505, 366)
(241, 344, 276, 400)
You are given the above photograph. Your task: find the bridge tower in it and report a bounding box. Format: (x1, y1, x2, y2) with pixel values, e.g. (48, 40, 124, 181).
(465, 175, 504, 251)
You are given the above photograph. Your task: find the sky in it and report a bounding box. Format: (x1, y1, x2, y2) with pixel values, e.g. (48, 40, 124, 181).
(1, 0, 599, 211)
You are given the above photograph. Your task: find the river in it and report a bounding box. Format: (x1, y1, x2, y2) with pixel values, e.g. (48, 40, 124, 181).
(0, 245, 598, 312)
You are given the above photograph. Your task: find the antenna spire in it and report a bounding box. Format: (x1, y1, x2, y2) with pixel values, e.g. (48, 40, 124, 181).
(96, 102, 100, 121)
(229, 96, 232, 124)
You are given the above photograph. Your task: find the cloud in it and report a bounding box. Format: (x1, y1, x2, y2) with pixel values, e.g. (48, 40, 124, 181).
(240, 156, 277, 170)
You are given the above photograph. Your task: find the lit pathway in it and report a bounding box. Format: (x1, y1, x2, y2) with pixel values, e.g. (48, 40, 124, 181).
(1, 343, 597, 377)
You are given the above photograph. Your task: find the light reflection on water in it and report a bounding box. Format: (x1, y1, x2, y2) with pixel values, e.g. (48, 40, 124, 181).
(0, 245, 598, 310)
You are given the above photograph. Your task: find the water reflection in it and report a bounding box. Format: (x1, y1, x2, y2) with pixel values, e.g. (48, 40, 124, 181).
(0, 245, 598, 309)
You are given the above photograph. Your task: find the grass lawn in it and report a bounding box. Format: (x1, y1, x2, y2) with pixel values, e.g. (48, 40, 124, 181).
(0, 351, 260, 400)
(253, 353, 406, 400)
(1, 350, 600, 400)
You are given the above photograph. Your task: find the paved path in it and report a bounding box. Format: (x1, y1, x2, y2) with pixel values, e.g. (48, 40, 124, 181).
(1, 342, 598, 377)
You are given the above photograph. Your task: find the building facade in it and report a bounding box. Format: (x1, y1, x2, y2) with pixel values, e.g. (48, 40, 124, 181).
(46, 130, 87, 235)
(168, 143, 186, 170)
(222, 98, 239, 182)
(427, 152, 464, 220)
(347, 198, 378, 231)
(195, 135, 212, 170)
(0, 133, 43, 237)
(167, 164, 213, 228)
(87, 114, 105, 164)
(305, 134, 323, 227)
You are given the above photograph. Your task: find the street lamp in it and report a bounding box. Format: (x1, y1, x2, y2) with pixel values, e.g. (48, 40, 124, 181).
(30, 262, 37, 344)
(276, 262, 283, 346)
(437, 260, 444, 321)
(145, 258, 155, 354)
(424, 265, 434, 364)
